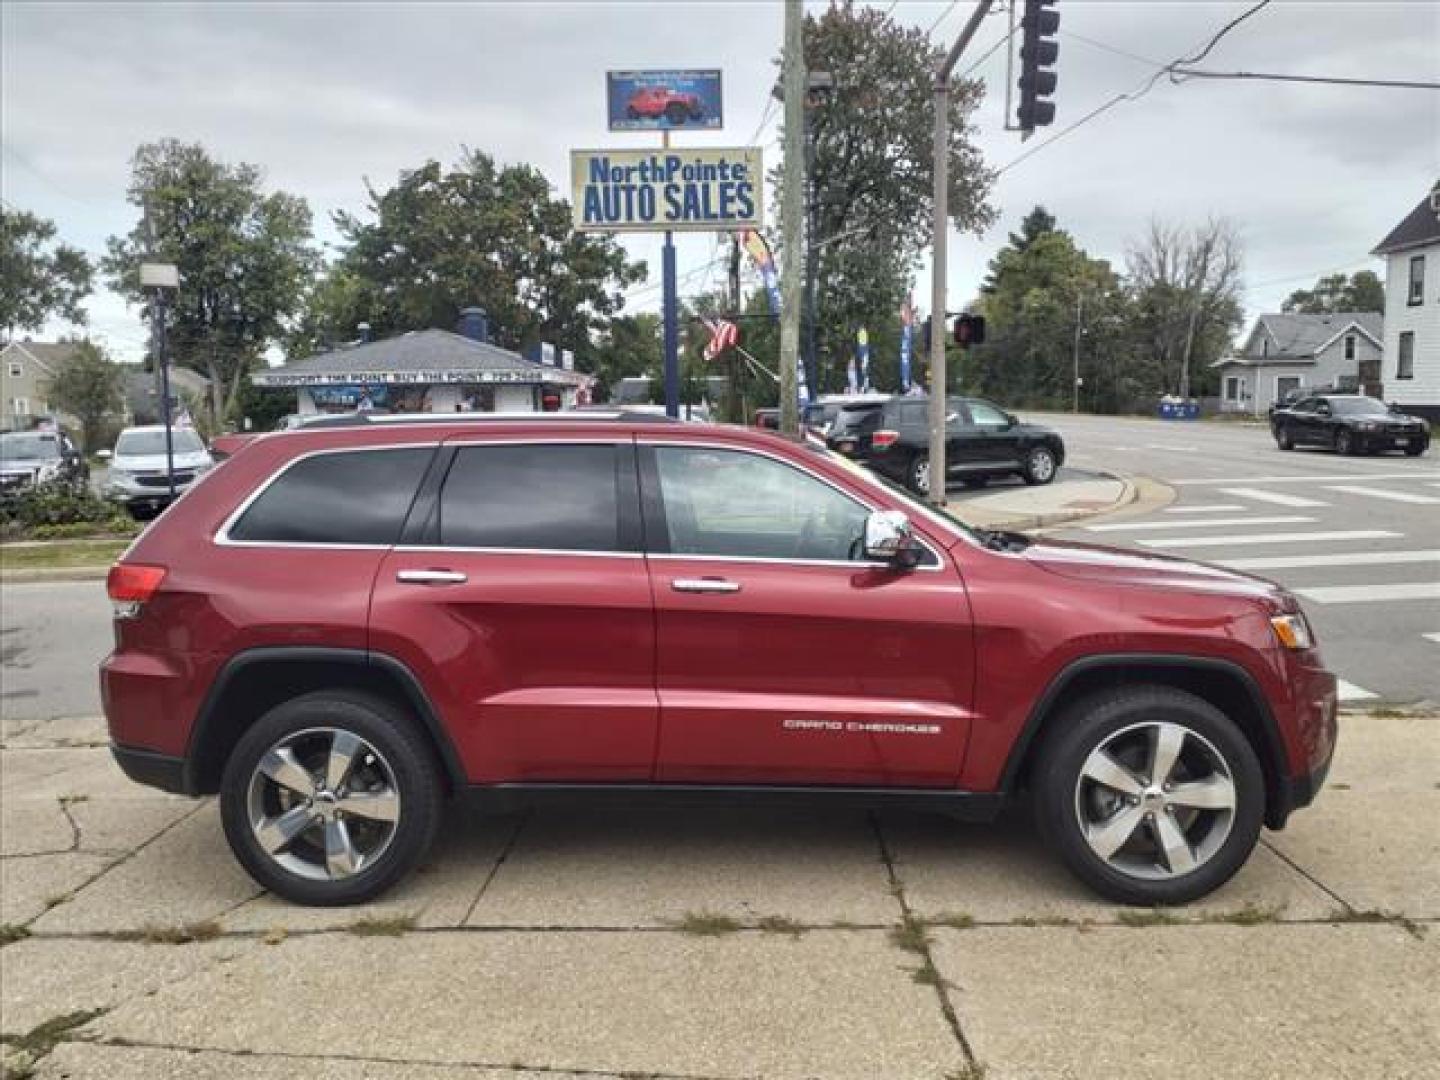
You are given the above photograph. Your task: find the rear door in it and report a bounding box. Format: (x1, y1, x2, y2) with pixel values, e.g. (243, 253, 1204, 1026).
(642, 439, 975, 787)
(369, 439, 658, 783)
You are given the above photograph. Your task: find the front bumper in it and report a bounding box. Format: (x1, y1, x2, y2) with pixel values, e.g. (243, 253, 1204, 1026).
(1354, 429, 1428, 452)
(105, 476, 196, 507)
(1268, 657, 1338, 829)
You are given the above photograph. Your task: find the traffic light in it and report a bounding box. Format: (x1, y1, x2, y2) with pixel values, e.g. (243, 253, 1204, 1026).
(953, 314, 986, 347)
(1018, 0, 1059, 134)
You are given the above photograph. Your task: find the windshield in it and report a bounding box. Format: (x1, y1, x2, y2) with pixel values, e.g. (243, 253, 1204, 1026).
(0, 433, 61, 462)
(115, 430, 206, 456)
(1329, 397, 1390, 417)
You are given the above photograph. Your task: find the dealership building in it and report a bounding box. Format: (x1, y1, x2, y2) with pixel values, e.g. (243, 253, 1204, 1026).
(252, 308, 590, 416)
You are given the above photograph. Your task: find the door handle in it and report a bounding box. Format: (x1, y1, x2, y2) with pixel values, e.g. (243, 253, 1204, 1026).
(671, 578, 741, 594)
(396, 569, 468, 585)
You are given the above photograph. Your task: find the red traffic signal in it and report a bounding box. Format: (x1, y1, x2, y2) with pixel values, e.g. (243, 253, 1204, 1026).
(953, 313, 986, 347)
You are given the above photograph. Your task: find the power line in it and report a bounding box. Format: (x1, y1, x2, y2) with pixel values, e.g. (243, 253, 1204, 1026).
(1171, 68, 1440, 91)
(958, 24, 1016, 80)
(925, 1, 962, 37)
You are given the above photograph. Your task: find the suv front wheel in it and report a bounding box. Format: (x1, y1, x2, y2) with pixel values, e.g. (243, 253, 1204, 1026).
(1021, 445, 1058, 486)
(1033, 686, 1264, 905)
(220, 690, 444, 905)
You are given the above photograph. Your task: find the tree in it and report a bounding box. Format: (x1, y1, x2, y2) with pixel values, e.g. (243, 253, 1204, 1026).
(1282, 270, 1384, 314)
(308, 150, 646, 362)
(971, 217, 1128, 410)
(589, 313, 663, 402)
(42, 340, 123, 452)
(103, 140, 321, 424)
(1126, 218, 1245, 398)
(1, 207, 93, 338)
(776, 1, 995, 392)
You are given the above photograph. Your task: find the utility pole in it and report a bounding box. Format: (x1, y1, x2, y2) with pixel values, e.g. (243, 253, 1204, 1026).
(778, 0, 806, 436)
(661, 131, 679, 419)
(728, 235, 743, 424)
(1072, 291, 1083, 414)
(929, 0, 993, 504)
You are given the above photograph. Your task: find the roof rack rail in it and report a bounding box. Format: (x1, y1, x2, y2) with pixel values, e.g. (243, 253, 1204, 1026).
(290, 410, 682, 430)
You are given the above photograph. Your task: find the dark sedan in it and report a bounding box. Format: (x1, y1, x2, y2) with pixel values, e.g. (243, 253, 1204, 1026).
(847, 395, 1065, 495)
(1271, 394, 1430, 456)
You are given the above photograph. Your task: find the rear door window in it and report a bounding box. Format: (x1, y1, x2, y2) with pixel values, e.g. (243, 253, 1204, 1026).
(437, 443, 626, 552)
(228, 447, 433, 545)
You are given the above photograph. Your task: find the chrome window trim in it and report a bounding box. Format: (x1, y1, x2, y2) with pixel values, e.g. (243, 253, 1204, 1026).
(214, 442, 439, 549)
(395, 544, 643, 561)
(641, 439, 945, 572)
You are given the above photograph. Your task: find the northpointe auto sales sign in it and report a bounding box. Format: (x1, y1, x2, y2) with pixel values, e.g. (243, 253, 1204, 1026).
(570, 148, 762, 233)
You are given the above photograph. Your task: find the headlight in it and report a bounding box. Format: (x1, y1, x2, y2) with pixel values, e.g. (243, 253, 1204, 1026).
(1356, 422, 1378, 431)
(108, 469, 132, 483)
(1271, 614, 1314, 651)
(36, 461, 62, 481)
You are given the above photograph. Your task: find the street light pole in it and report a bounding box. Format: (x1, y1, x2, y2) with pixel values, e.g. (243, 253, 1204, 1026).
(1072, 291, 1084, 414)
(140, 263, 180, 500)
(929, 0, 994, 505)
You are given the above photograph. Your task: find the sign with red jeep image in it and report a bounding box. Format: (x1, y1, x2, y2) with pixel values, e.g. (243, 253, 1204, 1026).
(607, 69, 722, 131)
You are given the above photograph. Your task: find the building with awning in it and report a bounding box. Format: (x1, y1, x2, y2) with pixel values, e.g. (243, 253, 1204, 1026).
(252, 308, 590, 415)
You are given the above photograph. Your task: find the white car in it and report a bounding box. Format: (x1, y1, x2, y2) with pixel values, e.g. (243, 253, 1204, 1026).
(104, 425, 214, 517)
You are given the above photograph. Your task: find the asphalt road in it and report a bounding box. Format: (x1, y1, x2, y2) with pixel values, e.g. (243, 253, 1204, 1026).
(1038, 411, 1439, 705)
(1, 579, 112, 722)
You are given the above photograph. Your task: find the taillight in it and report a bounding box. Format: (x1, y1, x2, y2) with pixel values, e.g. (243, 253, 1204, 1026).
(107, 563, 166, 618)
(871, 429, 900, 449)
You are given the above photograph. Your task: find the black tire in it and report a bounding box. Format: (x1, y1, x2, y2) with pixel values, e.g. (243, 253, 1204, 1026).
(1335, 429, 1355, 455)
(907, 452, 931, 496)
(1275, 425, 1294, 451)
(1404, 441, 1428, 457)
(220, 690, 444, 906)
(626, 106, 639, 120)
(1021, 445, 1058, 486)
(1033, 685, 1264, 906)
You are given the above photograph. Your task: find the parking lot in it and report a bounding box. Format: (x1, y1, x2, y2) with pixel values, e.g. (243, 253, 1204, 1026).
(2, 703, 1436, 1079)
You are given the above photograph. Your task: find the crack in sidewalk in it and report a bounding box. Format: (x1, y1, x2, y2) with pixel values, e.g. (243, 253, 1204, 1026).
(868, 812, 982, 1075)
(79, 1036, 749, 1079)
(461, 811, 530, 925)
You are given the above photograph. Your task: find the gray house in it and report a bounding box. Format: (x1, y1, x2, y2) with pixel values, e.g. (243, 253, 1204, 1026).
(1212, 312, 1383, 415)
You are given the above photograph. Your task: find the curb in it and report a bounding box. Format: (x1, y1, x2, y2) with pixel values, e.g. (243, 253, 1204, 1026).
(1, 566, 111, 584)
(951, 470, 1160, 533)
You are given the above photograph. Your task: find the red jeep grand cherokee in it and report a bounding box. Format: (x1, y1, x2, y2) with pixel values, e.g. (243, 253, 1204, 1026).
(101, 414, 1336, 906)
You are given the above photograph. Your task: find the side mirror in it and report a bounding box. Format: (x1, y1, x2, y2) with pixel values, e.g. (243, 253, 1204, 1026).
(864, 510, 922, 568)
(96, 449, 113, 461)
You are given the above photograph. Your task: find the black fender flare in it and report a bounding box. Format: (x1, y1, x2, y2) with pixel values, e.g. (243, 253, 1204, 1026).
(184, 646, 467, 794)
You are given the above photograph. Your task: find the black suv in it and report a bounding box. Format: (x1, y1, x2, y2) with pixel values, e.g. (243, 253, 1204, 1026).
(855, 396, 1065, 495)
(1271, 394, 1430, 456)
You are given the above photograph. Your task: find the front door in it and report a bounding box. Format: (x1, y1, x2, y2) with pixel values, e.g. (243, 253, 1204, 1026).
(961, 399, 1022, 468)
(642, 442, 975, 788)
(369, 440, 658, 784)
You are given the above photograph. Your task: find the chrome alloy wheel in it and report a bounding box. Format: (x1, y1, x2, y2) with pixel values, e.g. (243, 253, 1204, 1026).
(1074, 721, 1236, 881)
(1028, 448, 1056, 482)
(913, 457, 931, 495)
(246, 727, 401, 881)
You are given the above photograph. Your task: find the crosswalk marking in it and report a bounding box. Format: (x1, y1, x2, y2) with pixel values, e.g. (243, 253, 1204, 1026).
(1216, 550, 1440, 571)
(1218, 487, 1329, 508)
(1173, 472, 1437, 485)
(1165, 504, 1246, 514)
(1086, 515, 1313, 533)
(1293, 582, 1440, 605)
(1337, 679, 1378, 702)
(1138, 530, 1400, 549)
(1324, 484, 1440, 505)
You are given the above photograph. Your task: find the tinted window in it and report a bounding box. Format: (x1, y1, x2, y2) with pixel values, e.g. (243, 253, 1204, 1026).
(899, 402, 928, 427)
(831, 406, 883, 436)
(1289, 398, 1317, 414)
(0, 433, 60, 461)
(439, 444, 621, 551)
(230, 447, 432, 545)
(1330, 397, 1388, 417)
(654, 446, 869, 562)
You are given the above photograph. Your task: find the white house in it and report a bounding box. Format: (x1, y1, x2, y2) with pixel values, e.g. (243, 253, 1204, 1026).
(1372, 182, 1440, 421)
(1211, 312, 1383, 416)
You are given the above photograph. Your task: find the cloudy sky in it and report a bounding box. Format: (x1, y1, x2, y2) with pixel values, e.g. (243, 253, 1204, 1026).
(3, 0, 1437, 362)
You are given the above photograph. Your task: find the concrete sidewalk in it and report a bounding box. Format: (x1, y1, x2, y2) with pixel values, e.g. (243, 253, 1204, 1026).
(946, 471, 1146, 532)
(2, 709, 1436, 1078)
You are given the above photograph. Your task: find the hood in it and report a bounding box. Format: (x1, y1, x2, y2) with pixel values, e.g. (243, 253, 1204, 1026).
(1018, 536, 1291, 608)
(112, 451, 212, 472)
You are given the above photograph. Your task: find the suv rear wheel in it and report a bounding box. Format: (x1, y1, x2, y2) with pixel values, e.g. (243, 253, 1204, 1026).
(1275, 425, 1294, 451)
(1033, 686, 1263, 905)
(907, 452, 931, 496)
(220, 690, 444, 905)
(1021, 445, 1058, 486)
